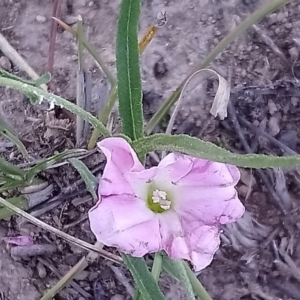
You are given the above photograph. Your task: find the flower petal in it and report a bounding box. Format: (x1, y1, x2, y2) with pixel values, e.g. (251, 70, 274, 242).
(174, 186, 244, 226)
(89, 194, 161, 256)
(98, 137, 145, 196)
(98, 138, 158, 199)
(158, 211, 220, 271)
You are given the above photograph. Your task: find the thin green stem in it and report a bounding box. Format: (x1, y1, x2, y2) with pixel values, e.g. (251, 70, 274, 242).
(151, 252, 163, 280)
(77, 17, 84, 71)
(87, 85, 118, 149)
(184, 263, 212, 300)
(76, 16, 85, 146)
(53, 18, 115, 87)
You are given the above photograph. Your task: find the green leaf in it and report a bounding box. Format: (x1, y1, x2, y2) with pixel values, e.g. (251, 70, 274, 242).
(33, 72, 51, 87)
(116, 0, 143, 140)
(26, 149, 80, 183)
(0, 77, 111, 138)
(162, 257, 196, 300)
(133, 134, 300, 168)
(0, 156, 25, 177)
(0, 196, 28, 220)
(69, 158, 98, 199)
(121, 254, 165, 300)
(0, 68, 51, 87)
(0, 116, 29, 159)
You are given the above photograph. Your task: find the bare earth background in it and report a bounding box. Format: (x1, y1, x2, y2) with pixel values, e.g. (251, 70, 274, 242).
(1, 0, 300, 299)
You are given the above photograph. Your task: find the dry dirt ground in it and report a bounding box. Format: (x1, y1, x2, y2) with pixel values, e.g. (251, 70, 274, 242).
(1, 0, 300, 299)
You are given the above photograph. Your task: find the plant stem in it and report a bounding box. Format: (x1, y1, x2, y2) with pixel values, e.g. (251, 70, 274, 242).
(184, 263, 212, 300)
(53, 17, 115, 87)
(87, 85, 118, 149)
(87, 25, 159, 149)
(152, 252, 163, 280)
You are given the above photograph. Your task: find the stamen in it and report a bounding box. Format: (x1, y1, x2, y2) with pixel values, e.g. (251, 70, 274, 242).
(152, 189, 171, 210)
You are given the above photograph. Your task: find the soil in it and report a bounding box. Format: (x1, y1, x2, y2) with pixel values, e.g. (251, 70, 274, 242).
(1, 0, 300, 299)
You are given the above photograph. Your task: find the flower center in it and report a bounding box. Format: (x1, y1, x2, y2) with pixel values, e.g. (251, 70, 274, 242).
(147, 188, 171, 213)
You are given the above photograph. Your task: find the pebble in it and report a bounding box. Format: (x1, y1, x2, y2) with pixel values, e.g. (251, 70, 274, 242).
(111, 295, 125, 300)
(36, 15, 46, 23)
(71, 55, 78, 61)
(37, 262, 47, 279)
(64, 15, 78, 25)
(268, 116, 280, 136)
(268, 100, 278, 115)
(275, 27, 281, 35)
(285, 23, 292, 29)
(278, 130, 298, 151)
(291, 96, 299, 106)
(0, 56, 12, 71)
(276, 12, 285, 22)
(269, 13, 277, 24)
(289, 47, 299, 60)
(200, 13, 208, 22)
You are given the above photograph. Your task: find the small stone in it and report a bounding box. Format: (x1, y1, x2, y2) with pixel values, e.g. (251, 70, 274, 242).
(291, 96, 299, 106)
(37, 262, 47, 278)
(64, 15, 78, 25)
(0, 56, 11, 71)
(268, 100, 278, 115)
(268, 116, 280, 136)
(215, 30, 221, 36)
(71, 55, 78, 61)
(88, 1, 94, 7)
(275, 27, 281, 35)
(269, 13, 277, 24)
(276, 12, 285, 22)
(285, 23, 292, 29)
(111, 295, 125, 300)
(200, 13, 208, 22)
(289, 47, 299, 60)
(278, 130, 298, 151)
(36, 15, 46, 23)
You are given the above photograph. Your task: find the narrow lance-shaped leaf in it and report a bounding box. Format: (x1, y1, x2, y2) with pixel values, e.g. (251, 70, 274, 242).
(0, 68, 51, 87)
(0, 156, 25, 177)
(116, 0, 143, 140)
(162, 257, 196, 300)
(132, 134, 300, 168)
(26, 150, 81, 183)
(121, 254, 165, 300)
(69, 158, 98, 200)
(0, 116, 29, 159)
(0, 77, 111, 138)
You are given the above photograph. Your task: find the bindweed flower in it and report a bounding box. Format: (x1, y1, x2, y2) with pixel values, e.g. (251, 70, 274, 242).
(89, 137, 244, 271)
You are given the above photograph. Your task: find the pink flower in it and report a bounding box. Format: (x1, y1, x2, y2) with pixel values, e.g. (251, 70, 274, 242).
(89, 137, 244, 271)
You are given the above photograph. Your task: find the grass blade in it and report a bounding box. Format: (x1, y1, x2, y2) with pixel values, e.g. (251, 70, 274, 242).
(121, 254, 165, 300)
(133, 134, 300, 168)
(0, 156, 25, 177)
(69, 158, 98, 199)
(0, 77, 111, 138)
(116, 0, 143, 140)
(26, 150, 80, 182)
(162, 257, 196, 300)
(0, 116, 29, 159)
(53, 18, 115, 87)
